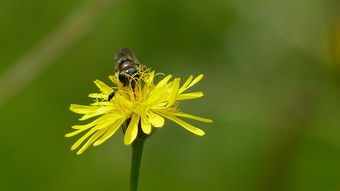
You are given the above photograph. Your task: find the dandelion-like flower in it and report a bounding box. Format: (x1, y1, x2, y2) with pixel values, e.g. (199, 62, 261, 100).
(66, 69, 212, 154)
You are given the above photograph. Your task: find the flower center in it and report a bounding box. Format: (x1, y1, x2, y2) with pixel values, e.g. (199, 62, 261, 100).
(133, 102, 149, 116)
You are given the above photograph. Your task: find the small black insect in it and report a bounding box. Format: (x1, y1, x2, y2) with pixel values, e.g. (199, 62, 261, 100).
(108, 91, 115, 101)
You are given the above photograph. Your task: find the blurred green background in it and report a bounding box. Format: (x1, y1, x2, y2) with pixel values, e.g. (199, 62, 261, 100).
(1, 0, 340, 190)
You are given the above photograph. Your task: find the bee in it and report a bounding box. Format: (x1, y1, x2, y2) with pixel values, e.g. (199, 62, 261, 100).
(108, 48, 145, 101)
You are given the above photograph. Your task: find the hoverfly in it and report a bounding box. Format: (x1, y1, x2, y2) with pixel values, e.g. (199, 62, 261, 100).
(108, 48, 146, 101)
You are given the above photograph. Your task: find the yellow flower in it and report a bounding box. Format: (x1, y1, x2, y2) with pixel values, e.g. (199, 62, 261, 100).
(66, 70, 213, 154)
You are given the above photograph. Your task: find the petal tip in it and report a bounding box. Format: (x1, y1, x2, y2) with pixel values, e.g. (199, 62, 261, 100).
(79, 116, 86, 121)
(123, 136, 134, 145)
(93, 141, 101, 146)
(69, 105, 75, 111)
(196, 130, 205, 136)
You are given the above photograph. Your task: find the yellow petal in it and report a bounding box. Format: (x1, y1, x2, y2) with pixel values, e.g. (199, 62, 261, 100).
(187, 74, 203, 89)
(91, 101, 112, 106)
(70, 104, 99, 114)
(148, 75, 172, 97)
(179, 75, 193, 93)
(70, 128, 96, 150)
(147, 77, 173, 105)
(65, 117, 105, 137)
(79, 107, 112, 121)
(176, 92, 204, 100)
(155, 75, 172, 89)
(141, 114, 152, 134)
(93, 119, 114, 130)
(158, 112, 205, 136)
(168, 111, 213, 123)
(147, 89, 167, 105)
(152, 102, 167, 108)
(65, 129, 84, 137)
(166, 78, 180, 107)
(70, 116, 105, 130)
(88, 93, 108, 99)
(179, 74, 203, 93)
(145, 71, 155, 85)
(124, 114, 140, 145)
(148, 111, 164, 128)
(94, 80, 113, 94)
(142, 71, 156, 95)
(114, 94, 133, 110)
(93, 118, 126, 146)
(76, 128, 109, 155)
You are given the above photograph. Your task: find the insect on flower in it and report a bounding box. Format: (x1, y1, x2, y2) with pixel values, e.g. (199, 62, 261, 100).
(66, 48, 213, 154)
(108, 48, 146, 101)
(115, 48, 146, 86)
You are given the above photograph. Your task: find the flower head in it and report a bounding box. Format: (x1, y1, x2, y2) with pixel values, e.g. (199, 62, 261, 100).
(66, 70, 213, 154)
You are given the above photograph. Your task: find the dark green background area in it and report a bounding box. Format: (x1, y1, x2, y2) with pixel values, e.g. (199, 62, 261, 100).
(1, 0, 340, 190)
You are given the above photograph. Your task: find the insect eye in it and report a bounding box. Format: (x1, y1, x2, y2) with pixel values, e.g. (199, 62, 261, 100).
(123, 67, 137, 74)
(119, 73, 129, 85)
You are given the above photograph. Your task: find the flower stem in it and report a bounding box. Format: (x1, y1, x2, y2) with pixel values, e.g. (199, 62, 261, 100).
(130, 137, 145, 191)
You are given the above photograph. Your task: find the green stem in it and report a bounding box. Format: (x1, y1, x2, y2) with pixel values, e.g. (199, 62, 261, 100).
(130, 137, 145, 191)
